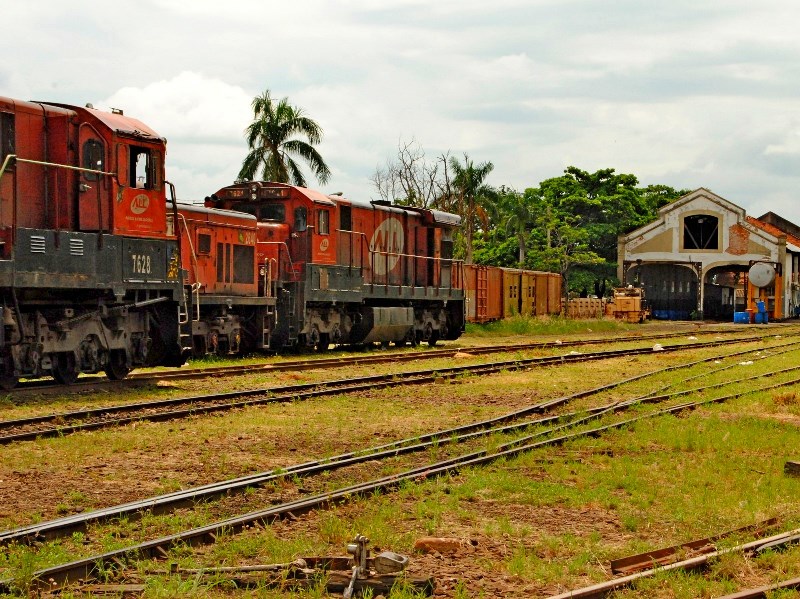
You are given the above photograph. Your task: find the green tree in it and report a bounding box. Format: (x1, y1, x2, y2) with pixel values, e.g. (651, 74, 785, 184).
(523, 177, 604, 298)
(449, 154, 496, 264)
(238, 89, 331, 187)
(499, 187, 534, 266)
(521, 167, 687, 295)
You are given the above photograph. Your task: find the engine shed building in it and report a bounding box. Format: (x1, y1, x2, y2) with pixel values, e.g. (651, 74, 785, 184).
(617, 188, 800, 321)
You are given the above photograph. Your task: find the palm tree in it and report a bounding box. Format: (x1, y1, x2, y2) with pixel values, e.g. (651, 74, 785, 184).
(501, 188, 533, 266)
(238, 89, 331, 187)
(449, 154, 495, 264)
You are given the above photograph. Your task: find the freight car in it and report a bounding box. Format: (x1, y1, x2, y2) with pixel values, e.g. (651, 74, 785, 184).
(0, 96, 186, 388)
(463, 264, 562, 323)
(203, 181, 466, 350)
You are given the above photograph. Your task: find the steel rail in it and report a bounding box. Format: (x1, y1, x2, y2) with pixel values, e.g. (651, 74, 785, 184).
(547, 528, 800, 599)
(715, 576, 800, 599)
(11, 371, 800, 592)
(608, 518, 779, 575)
(3, 340, 797, 547)
(8, 326, 776, 394)
(0, 335, 779, 444)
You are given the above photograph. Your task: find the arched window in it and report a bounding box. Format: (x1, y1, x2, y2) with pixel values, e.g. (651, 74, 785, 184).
(683, 214, 719, 250)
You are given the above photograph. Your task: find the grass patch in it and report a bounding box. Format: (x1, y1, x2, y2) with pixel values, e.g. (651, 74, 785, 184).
(466, 314, 635, 337)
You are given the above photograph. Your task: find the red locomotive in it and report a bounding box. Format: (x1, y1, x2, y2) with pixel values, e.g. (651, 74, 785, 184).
(200, 181, 466, 351)
(0, 96, 186, 388)
(172, 202, 272, 355)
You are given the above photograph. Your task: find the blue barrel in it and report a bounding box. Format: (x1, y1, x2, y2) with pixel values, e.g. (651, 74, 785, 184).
(734, 312, 750, 324)
(756, 301, 766, 313)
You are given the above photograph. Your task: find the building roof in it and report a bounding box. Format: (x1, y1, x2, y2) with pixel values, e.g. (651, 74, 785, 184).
(757, 212, 800, 240)
(746, 216, 800, 249)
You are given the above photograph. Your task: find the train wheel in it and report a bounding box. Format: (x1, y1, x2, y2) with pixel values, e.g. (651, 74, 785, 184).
(405, 330, 418, 348)
(192, 335, 208, 359)
(52, 352, 79, 385)
(104, 350, 131, 380)
(315, 333, 331, 352)
(427, 331, 439, 347)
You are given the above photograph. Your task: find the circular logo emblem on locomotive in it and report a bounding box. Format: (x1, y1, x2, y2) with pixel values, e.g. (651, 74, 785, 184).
(130, 194, 150, 215)
(319, 238, 329, 252)
(369, 217, 404, 276)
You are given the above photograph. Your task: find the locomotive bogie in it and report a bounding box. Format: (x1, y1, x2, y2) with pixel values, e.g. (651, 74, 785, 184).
(0, 296, 181, 386)
(188, 304, 274, 356)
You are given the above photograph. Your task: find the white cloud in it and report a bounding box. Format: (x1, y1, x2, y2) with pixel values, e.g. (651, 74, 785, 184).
(2, 0, 800, 222)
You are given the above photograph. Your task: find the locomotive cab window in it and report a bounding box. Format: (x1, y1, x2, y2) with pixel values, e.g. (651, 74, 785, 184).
(294, 207, 307, 232)
(0, 112, 14, 163)
(441, 238, 454, 260)
(340, 205, 352, 231)
(258, 203, 285, 222)
(317, 209, 330, 235)
(197, 232, 212, 255)
(129, 146, 155, 189)
(82, 139, 104, 181)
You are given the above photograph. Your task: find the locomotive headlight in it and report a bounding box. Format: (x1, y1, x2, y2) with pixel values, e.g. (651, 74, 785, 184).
(259, 266, 266, 276)
(250, 184, 258, 200)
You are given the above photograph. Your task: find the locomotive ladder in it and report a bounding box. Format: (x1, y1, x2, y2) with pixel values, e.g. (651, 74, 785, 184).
(262, 303, 276, 349)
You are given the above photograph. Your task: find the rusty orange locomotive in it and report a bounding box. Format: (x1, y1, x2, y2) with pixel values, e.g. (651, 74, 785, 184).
(191, 181, 465, 353)
(0, 96, 186, 388)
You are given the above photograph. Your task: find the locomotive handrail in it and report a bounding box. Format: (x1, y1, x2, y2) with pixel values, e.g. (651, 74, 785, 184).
(259, 241, 297, 278)
(335, 226, 464, 292)
(0, 154, 16, 182)
(337, 229, 370, 274)
(174, 211, 201, 322)
(263, 258, 275, 298)
(0, 155, 116, 178)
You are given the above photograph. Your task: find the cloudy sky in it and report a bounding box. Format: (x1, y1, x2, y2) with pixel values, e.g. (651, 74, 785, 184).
(3, 0, 799, 219)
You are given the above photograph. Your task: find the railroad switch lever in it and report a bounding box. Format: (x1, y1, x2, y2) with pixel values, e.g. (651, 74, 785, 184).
(347, 534, 370, 577)
(343, 534, 412, 597)
(344, 534, 369, 598)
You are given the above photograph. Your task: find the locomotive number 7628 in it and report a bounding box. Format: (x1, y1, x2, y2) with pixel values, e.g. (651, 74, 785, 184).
(131, 254, 152, 275)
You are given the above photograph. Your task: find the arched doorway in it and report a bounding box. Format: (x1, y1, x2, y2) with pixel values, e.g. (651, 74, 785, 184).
(703, 265, 749, 320)
(625, 263, 699, 320)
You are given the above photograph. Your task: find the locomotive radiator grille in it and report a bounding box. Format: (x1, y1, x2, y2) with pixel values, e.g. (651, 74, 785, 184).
(30, 235, 46, 254)
(69, 238, 84, 256)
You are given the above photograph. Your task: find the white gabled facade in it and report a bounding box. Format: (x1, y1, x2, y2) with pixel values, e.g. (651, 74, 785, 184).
(618, 188, 796, 319)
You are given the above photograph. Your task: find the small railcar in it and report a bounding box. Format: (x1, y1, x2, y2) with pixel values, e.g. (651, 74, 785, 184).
(463, 264, 562, 323)
(205, 181, 466, 349)
(0, 96, 186, 387)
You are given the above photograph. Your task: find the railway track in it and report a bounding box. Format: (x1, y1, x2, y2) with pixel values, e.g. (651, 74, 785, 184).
(6, 338, 800, 592)
(8, 326, 791, 394)
(0, 334, 786, 445)
(4, 338, 799, 549)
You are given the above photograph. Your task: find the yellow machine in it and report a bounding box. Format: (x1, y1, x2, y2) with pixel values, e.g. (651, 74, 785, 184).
(608, 286, 650, 323)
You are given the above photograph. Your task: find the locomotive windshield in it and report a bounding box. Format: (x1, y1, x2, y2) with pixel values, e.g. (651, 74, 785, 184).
(231, 201, 285, 223)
